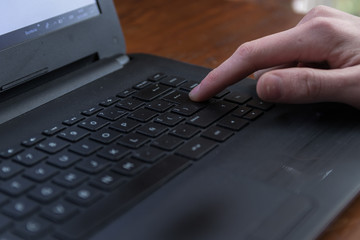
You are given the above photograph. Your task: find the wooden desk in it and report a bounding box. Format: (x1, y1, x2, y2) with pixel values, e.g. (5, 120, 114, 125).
(113, 0, 360, 239)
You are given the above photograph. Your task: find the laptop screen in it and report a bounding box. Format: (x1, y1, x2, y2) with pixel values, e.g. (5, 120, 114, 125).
(0, 0, 100, 51)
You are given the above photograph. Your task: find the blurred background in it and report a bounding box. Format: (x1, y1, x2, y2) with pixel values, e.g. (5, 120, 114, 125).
(293, 0, 360, 15)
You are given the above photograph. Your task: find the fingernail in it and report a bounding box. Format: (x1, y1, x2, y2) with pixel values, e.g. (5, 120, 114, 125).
(259, 75, 282, 101)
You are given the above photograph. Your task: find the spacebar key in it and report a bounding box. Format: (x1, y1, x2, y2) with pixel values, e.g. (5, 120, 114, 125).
(56, 155, 191, 240)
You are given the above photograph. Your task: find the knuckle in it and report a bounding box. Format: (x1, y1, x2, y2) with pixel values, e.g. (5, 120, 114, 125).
(301, 70, 322, 99)
(307, 5, 330, 18)
(307, 17, 337, 36)
(234, 41, 257, 70)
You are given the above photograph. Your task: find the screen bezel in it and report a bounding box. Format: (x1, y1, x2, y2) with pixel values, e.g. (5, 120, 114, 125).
(0, 0, 126, 91)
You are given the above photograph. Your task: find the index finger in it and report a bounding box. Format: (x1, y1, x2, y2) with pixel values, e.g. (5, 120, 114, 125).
(189, 21, 332, 101)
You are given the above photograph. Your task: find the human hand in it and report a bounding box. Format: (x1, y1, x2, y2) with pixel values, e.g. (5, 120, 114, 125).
(189, 6, 360, 109)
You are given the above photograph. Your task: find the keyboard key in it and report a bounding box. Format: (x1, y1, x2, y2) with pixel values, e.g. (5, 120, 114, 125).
(159, 76, 186, 87)
(91, 171, 125, 191)
(23, 164, 58, 182)
(14, 217, 50, 239)
(214, 89, 230, 99)
(28, 184, 64, 203)
(81, 106, 103, 116)
(116, 88, 136, 98)
(171, 103, 203, 116)
(43, 125, 66, 136)
(21, 135, 46, 147)
(36, 138, 69, 154)
(97, 107, 126, 121)
(0, 146, 24, 159)
(53, 171, 87, 188)
(99, 96, 120, 107)
(243, 109, 264, 120)
(118, 133, 149, 149)
(76, 158, 109, 174)
(232, 105, 252, 117)
(247, 98, 274, 110)
(58, 127, 90, 142)
(145, 99, 173, 112)
(0, 162, 24, 180)
(151, 134, 184, 151)
(89, 128, 121, 144)
(0, 177, 34, 197)
(63, 115, 85, 126)
(162, 90, 191, 104)
(133, 83, 171, 101)
(133, 80, 151, 90)
(136, 122, 168, 137)
(69, 140, 102, 156)
(13, 149, 47, 166)
(217, 115, 249, 131)
(110, 118, 141, 133)
(180, 81, 199, 92)
(112, 158, 145, 176)
(47, 152, 81, 169)
(224, 92, 252, 104)
(97, 145, 130, 161)
(176, 137, 218, 160)
(170, 123, 200, 139)
(154, 112, 184, 126)
(41, 201, 78, 223)
(66, 186, 102, 207)
(148, 72, 167, 81)
(187, 101, 237, 128)
(133, 146, 165, 163)
(2, 198, 39, 219)
(78, 117, 109, 131)
(201, 126, 234, 142)
(128, 108, 158, 122)
(56, 155, 191, 240)
(0, 215, 12, 232)
(116, 98, 144, 111)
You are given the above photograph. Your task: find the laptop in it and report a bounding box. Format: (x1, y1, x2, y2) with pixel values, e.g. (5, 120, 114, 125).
(1, 0, 360, 239)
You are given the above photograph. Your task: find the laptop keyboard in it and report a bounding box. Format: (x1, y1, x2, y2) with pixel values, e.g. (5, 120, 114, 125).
(0, 72, 273, 239)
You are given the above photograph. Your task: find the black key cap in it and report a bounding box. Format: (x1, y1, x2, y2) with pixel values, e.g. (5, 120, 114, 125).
(43, 125, 66, 136)
(133, 80, 151, 90)
(180, 81, 199, 92)
(58, 127, 90, 142)
(82, 106, 103, 116)
(0, 162, 24, 180)
(243, 109, 264, 120)
(36, 138, 69, 154)
(118, 133, 149, 149)
(63, 115, 85, 126)
(0, 146, 24, 159)
(116, 98, 144, 111)
(99, 96, 120, 107)
(69, 140, 102, 156)
(232, 105, 252, 117)
(187, 101, 237, 128)
(0, 177, 34, 197)
(2, 198, 39, 219)
(224, 92, 252, 104)
(133, 84, 171, 101)
(170, 123, 200, 139)
(91, 171, 125, 191)
(14, 217, 50, 239)
(132, 146, 165, 163)
(136, 122, 168, 137)
(176, 137, 218, 160)
(66, 186, 102, 207)
(53, 171, 87, 188)
(154, 112, 184, 127)
(28, 183, 64, 203)
(214, 89, 230, 99)
(217, 115, 249, 131)
(97, 145, 130, 161)
(56, 155, 191, 240)
(23, 164, 58, 182)
(112, 158, 146, 176)
(151, 134, 184, 151)
(128, 108, 158, 122)
(116, 88, 136, 98)
(42, 201, 78, 223)
(47, 152, 81, 169)
(97, 107, 126, 121)
(202, 126, 234, 142)
(171, 104, 203, 116)
(13, 150, 47, 166)
(78, 117, 109, 131)
(145, 99, 173, 112)
(247, 98, 274, 110)
(163, 90, 191, 104)
(89, 128, 121, 144)
(76, 157, 109, 174)
(110, 118, 141, 133)
(0, 215, 12, 232)
(160, 76, 186, 87)
(148, 72, 167, 81)
(21, 135, 46, 147)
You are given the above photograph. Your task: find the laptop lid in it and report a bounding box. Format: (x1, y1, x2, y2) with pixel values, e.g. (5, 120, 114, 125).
(0, 0, 126, 92)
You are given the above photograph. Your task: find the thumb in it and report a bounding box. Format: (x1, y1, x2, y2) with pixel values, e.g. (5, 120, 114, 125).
(256, 66, 360, 109)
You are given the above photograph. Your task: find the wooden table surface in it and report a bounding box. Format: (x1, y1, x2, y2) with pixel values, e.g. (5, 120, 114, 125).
(113, 0, 360, 239)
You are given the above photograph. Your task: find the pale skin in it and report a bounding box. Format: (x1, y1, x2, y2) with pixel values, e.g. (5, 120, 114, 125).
(189, 6, 360, 109)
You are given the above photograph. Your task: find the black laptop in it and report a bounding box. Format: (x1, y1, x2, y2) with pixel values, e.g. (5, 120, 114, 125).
(1, 0, 360, 239)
